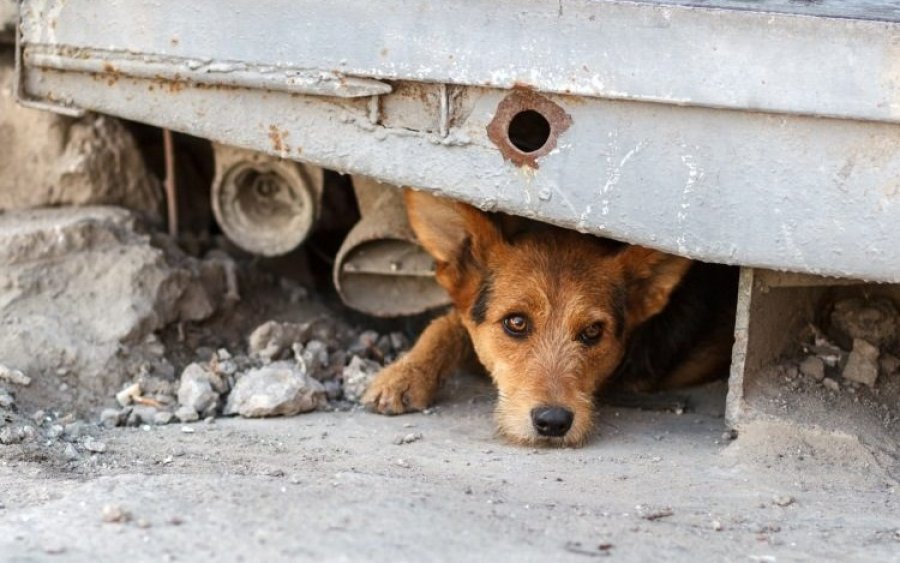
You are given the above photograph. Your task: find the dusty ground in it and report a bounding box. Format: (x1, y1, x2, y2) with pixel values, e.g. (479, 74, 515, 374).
(1, 375, 898, 562)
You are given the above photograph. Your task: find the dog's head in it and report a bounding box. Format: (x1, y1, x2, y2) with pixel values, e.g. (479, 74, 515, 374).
(406, 190, 691, 446)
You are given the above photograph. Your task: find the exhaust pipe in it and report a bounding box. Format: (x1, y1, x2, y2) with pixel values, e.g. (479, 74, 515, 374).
(334, 176, 450, 317)
(211, 143, 323, 256)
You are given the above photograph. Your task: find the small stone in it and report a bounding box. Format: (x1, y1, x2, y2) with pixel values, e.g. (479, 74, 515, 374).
(0, 364, 31, 386)
(842, 339, 880, 388)
(225, 361, 326, 418)
(177, 363, 221, 417)
(822, 377, 840, 392)
(248, 320, 315, 361)
(0, 389, 14, 410)
(82, 437, 107, 453)
(393, 432, 423, 445)
(830, 297, 897, 349)
(153, 411, 175, 425)
(63, 443, 80, 460)
(721, 429, 738, 441)
(396, 458, 410, 468)
(130, 405, 159, 426)
(137, 518, 152, 529)
(880, 353, 900, 376)
(799, 356, 825, 381)
(180, 426, 195, 434)
(101, 504, 131, 523)
(299, 340, 331, 381)
(175, 405, 199, 423)
(637, 505, 674, 521)
(772, 495, 795, 507)
(63, 421, 85, 441)
(100, 408, 125, 428)
(711, 520, 723, 531)
(115, 382, 142, 407)
(341, 356, 381, 403)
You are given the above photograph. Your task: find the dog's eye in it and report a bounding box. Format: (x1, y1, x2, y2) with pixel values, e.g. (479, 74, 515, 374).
(502, 314, 530, 337)
(578, 322, 604, 346)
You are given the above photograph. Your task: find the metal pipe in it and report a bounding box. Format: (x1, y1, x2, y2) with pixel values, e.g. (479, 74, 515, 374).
(333, 176, 450, 317)
(211, 143, 322, 256)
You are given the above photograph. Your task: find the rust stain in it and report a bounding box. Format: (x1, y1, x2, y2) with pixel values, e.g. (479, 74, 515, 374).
(486, 89, 572, 169)
(268, 125, 291, 154)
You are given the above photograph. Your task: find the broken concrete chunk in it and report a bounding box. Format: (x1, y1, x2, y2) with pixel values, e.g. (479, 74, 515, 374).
(225, 361, 326, 418)
(175, 405, 200, 423)
(842, 338, 880, 388)
(177, 364, 222, 417)
(248, 321, 314, 361)
(830, 297, 897, 350)
(342, 356, 382, 403)
(798, 357, 825, 381)
(0, 365, 30, 386)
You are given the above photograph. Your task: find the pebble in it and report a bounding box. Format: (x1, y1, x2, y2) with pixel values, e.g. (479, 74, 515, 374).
(82, 437, 107, 453)
(153, 411, 175, 425)
(772, 495, 795, 507)
(341, 356, 381, 403)
(393, 432, 423, 445)
(181, 426, 195, 434)
(798, 356, 825, 381)
(225, 361, 326, 418)
(177, 363, 221, 417)
(822, 378, 840, 392)
(175, 405, 200, 423)
(100, 408, 125, 428)
(63, 443, 80, 460)
(842, 338, 880, 387)
(0, 364, 31, 386)
(101, 504, 131, 523)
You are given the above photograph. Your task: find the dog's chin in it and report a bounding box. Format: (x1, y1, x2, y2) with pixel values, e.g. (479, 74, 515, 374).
(494, 413, 594, 448)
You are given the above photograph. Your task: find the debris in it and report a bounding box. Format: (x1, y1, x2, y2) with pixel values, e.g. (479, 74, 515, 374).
(116, 383, 142, 408)
(177, 363, 223, 417)
(100, 504, 131, 524)
(342, 356, 381, 403)
(881, 354, 900, 377)
(772, 495, 795, 507)
(711, 520, 723, 531)
(153, 411, 175, 425)
(82, 437, 107, 453)
(721, 429, 738, 441)
(798, 356, 825, 381)
(563, 541, 610, 557)
(224, 361, 326, 418)
(0, 365, 30, 386)
(830, 297, 897, 350)
(393, 432, 424, 445)
(249, 320, 317, 361)
(0, 425, 35, 445)
(180, 426, 195, 434)
(636, 505, 674, 521)
(175, 405, 200, 423)
(842, 339, 880, 388)
(822, 378, 840, 392)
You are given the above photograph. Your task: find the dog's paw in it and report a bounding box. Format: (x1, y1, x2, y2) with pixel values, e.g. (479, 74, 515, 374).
(362, 361, 437, 415)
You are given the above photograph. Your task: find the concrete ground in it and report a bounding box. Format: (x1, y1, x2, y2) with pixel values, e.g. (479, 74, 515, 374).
(1, 375, 897, 562)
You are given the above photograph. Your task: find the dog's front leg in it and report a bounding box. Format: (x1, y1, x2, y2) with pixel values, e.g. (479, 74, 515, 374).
(363, 311, 470, 415)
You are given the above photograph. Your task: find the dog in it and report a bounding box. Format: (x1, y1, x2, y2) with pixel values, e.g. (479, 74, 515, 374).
(362, 189, 738, 446)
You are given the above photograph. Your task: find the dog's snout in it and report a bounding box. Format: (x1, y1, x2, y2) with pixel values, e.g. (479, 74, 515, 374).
(531, 406, 574, 437)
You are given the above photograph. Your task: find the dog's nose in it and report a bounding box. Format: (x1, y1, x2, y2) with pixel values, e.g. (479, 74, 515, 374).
(531, 406, 574, 437)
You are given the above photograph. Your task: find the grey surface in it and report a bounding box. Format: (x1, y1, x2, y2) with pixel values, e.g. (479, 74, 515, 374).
(15, 0, 900, 282)
(1, 380, 898, 562)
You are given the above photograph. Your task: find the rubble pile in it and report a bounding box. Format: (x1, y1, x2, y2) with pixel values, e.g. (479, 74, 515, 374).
(791, 297, 899, 393)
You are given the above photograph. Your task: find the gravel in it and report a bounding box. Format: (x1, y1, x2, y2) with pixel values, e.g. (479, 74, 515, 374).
(224, 361, 326, 418)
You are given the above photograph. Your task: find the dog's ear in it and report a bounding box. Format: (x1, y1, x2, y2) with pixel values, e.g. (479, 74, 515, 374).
(617, 246, 692, 326)
(404, 189, 502, 269)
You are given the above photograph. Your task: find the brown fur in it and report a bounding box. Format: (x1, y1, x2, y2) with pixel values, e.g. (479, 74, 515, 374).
(363, 190, 736, 447)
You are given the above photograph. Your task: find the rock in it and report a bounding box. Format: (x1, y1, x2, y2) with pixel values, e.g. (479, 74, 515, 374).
(297, 340, 331, 381)
(177, 364, 223, 417)
(248, 321, 315, 361)
(0, 365, 30, 386)
(63, 443, 80, 460)
(772, 495, 795, 507)
(175, 405, 200, 423)
(342, 356, 382, 403)
(99, 408, 125, 428)
(393, 432, 424, 445)
(83, 437, 107, 453)
(880, 353, 900, 376)
(0, 425, 34, 445)
(100, 504, 131, 524)
(822, 377, 840, 392)
(0, 387, 14, 410)
(0, 64, 162, 216)
(128, 405, 159, 426)
(0, 207, 226, 413)
(842, 339, 880, 388)
(830, 297, 897, 350)
(225, 361, 326, 418)
(349, 330, 380, 358)
(798, 356, 825, 381)
(153, 411, 175, 425)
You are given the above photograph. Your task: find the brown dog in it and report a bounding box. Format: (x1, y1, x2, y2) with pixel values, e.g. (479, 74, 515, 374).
(363, 190, 737, 446)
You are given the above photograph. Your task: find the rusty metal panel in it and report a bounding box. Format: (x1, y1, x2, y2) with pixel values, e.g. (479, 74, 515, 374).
(14, 0, 900, 282)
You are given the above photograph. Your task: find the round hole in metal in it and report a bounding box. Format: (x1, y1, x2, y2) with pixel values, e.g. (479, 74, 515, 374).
(507, 109, 552, 153)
